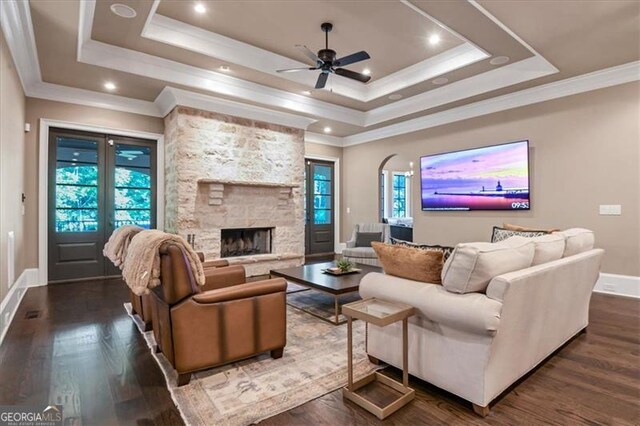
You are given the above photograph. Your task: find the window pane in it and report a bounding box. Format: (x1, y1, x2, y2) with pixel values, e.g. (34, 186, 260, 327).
(115, 209, 151, 229)
(314, 179, 331, 195)
(56, 138, 98, 164)
(56, 164, 98, 186)
(56, 185, 98, 208)
(115, 145, 151, 168)
(115, 167, 151, 188)
(314, 209, 331, 225)
(314, 195, 331, 209)
(115, 188, 151, 209)
(56, 209, 98, 232)
(313, 165, 332, 181)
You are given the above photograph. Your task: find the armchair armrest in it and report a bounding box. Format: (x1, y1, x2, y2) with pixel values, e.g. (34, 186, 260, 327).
(193, 278, 287, 304)
(201, 265, 247, 291)
(346, 239, 356, 248)
(202, 259, 230, 269)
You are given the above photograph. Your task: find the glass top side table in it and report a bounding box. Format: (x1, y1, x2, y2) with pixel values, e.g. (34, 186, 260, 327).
(342, 298, 416, 420)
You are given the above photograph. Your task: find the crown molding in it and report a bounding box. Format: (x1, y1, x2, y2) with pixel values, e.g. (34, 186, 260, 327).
(0, 0, 41, 90)
(304, 132, 344, 147)
(343, 60, 640, 146)
(156, 87, 317, 129)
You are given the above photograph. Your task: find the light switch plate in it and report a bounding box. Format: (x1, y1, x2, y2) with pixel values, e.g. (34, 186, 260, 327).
(599, 205, 622, 215)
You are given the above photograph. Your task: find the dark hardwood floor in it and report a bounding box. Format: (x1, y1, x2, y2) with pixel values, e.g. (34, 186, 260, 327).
(0, 278, 638, 425)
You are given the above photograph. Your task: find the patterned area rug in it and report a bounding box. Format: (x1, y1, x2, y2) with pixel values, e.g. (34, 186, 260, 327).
(125, 303, 378, 426)
(285, 282, 361, 324)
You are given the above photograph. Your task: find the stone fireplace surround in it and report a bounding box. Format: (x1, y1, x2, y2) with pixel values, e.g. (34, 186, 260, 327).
(163, 106, 305, 275)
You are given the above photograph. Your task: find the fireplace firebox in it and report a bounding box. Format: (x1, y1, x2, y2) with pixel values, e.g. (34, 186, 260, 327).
(221, 228, 273, 258)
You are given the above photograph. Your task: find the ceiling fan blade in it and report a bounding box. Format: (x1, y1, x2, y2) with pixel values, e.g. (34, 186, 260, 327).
(334, 68, 371, 83)
(276, 67, 317, 73)
(296, 44, 321, 65)
(315, 72, 329, 89)
(334, 51, 370, 67)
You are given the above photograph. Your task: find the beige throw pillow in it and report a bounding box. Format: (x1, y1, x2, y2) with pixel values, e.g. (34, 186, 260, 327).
(372, 242, 444, 284)
(530, 234, 566, 265)
(441, 236, 535, 294)
(503, 223, 561, 233)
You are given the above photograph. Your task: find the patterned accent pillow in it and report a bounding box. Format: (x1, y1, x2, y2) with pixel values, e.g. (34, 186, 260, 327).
(491, 226, 549, 243)
(391, 238, 455, 262)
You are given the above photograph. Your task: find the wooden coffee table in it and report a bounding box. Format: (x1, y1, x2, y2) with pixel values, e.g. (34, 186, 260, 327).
(270, 261, 382, 325)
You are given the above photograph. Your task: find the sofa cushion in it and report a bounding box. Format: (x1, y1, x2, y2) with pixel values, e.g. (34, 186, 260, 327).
(503, 223, 561, 233)
(491, 226, 549, 243)
(530, 234, 565, 265)
(372, 242, 444, 284)
(390, 238, 455, 262)
(342, 247, 378, 258)
(360, 272, 502, 335)
(442, 236, 535, 294)
(555, 228, 595, 257)
(355, 232, 383, 247)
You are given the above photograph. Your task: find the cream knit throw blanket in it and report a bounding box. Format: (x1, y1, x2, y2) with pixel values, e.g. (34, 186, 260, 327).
(122, 230, 205, 296)
(103, 225, 143, 269)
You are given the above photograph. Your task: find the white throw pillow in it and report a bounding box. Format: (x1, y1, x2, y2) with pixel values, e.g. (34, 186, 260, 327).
(530, 234, 566, 265)
(442, 236, 535, 294)
(555, 228, 595, 257)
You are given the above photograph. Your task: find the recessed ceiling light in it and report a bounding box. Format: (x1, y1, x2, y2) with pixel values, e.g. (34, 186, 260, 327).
(110, 3, 137, 19)
(219, 65, 230, 72)
(388, 94, 403, 100)
(194, 3, 207, 14)
(73, 152, 79, 156)
(362, 68, 371, 76)
(428, 34, 441, 45)
(302, 90, 312, 96)
(104, 81, 116, 91)
(489, 56, 510, 66)
(432, 77, 449, 85)
(323, 126, 332, 134)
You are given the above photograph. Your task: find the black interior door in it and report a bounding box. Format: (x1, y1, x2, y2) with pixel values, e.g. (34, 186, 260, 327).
(48, 129, 156, 282)
(305, 159, 335, 255)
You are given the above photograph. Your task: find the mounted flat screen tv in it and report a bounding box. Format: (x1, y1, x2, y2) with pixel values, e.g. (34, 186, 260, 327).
(421, 140, 530, 211)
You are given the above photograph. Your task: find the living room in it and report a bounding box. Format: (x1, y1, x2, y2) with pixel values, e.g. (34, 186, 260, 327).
(0, 0, 638, 424)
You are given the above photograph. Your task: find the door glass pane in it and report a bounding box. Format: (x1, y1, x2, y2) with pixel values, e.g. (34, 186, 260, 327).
(312, 163, 332, 225)
(55, 138, 99, 232)
(114, 144, 152, 229)
(314, 209, 331, 225)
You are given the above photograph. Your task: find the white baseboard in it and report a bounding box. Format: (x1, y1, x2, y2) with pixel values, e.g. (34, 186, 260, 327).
(594, 273, 640, 299)
(0, 268, 39, 346)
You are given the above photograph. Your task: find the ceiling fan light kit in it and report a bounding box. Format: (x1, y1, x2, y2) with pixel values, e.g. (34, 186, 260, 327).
(276, 22, 372, 90)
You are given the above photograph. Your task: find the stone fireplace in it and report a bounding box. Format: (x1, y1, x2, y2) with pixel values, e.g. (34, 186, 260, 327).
(163, 106, 305, 275)
(221, 227, 273, 258)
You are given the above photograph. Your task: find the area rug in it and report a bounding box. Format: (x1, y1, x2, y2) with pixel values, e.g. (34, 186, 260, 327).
(285, 284, 361, 324)
(125, 302, 378, 425)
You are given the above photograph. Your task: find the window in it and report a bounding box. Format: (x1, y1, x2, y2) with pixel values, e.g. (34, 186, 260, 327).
(55, 138, 99, 232)
(392, 173, 407, 218)
(313, 164, 332, 225)
(114, 144, 152, 229)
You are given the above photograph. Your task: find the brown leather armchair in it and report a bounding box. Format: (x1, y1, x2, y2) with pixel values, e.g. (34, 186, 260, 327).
(129, 253, 229, 331)
(150, 244, 287, 386)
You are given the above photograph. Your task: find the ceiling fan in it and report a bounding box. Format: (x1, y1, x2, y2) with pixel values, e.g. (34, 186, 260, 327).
(277, 22, 371, 90)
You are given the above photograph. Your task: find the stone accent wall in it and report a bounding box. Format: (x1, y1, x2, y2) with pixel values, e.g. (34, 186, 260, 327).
(163, 106, 305, 275)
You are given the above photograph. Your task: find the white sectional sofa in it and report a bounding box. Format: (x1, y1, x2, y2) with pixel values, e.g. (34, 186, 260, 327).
(359, 229, 602, 415)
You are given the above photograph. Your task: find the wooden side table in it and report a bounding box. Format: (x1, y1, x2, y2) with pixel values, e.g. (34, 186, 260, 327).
(342, 298, 415, 420)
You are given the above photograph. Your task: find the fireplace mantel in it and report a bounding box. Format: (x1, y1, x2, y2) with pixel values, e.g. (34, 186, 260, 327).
(198, 179, 298, 207)
(198, 179, 299, 188)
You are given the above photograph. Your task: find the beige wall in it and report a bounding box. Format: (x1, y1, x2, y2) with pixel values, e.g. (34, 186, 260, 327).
(23, 98, 164, 270)
(342, 82, 640, 276)
(0, 30, 27, 303)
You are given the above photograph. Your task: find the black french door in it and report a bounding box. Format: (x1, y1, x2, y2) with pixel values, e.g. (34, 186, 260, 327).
(304, 159, 335, 255)
(48, 128, 157, 282)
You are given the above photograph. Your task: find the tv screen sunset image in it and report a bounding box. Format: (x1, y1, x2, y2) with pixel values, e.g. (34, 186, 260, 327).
(421, 141, 530, 211)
